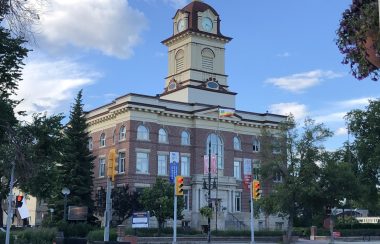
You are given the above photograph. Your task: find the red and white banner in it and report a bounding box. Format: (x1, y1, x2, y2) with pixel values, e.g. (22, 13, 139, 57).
(243, 158, 252, 189)
(204, 155, 217, 175)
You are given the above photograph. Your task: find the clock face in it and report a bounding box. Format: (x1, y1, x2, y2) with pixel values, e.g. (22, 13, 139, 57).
(177, 19, 186, 32)
(201, 17, 213, 32)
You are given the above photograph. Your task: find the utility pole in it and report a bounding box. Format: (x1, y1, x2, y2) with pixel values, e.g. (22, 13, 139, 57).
(207, 140, 212, 243)
(5, 161, 15, 244)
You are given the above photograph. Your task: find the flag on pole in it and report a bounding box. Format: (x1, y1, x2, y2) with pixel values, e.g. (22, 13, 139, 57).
(219, 108, 235, 117)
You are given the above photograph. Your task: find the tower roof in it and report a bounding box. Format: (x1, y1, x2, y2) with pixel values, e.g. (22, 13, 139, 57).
(173, 0, 226, 37)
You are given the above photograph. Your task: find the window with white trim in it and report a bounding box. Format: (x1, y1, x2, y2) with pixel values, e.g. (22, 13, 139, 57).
(234, 192, 241, 212)
(157, 154, 167, 176)
(136, 152, 149, 174)
(181, 156, 190, 177)
(181, 131, 190, 145)
(233, 161, 241, 180)
(99, 158, 105, 177)
(119, 126, 126, 141)
(233, 136, 241, 150)
(206, 133, 224, 169)
(272, 137, 281, 154)
(100, 133, 106, 147)
(88, 137, 93, 150)
(183, 189, 190, 211)
(253, 136, 260, 152)
(137, 125, 149, 141)
(158, 128, 168, 143)
(118, 152, 125, 173)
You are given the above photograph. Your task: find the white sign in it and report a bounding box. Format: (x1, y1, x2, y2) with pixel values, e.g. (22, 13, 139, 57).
(18, 198, 30, 219)
(132, 211, 149, 228)
(170, 152, 179, 164)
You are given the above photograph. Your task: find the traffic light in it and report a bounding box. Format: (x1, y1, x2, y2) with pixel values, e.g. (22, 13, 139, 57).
(16, 195, 23, 208)
(175, 176, 184, 196)
(252, 180, 261, 200)
(107, 149, 116, 181)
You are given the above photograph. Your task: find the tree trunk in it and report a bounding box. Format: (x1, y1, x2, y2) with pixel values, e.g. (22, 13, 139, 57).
(0, 196, 3, 227)
(285, 214, 294, 244)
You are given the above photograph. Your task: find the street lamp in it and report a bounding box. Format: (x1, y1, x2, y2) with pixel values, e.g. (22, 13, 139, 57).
(61, 187, 70, 221)
(49, 208, 54, 221)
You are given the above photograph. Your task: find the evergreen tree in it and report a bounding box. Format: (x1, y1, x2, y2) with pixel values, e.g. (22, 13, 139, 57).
(59, 90, 95, 220)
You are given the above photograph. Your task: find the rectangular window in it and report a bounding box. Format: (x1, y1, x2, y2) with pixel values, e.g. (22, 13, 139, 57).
(183, 189, 190, 211)
(99, 158, 105, 177)
(273, 172, 283, 183)
(118, 152, 125, 173)
(136, 152, 149, 174)
(275, 222, 284, 230)
(233, 161, 241, 180)
(181, 156, 190, 177)
(234, 192, 241, 212)
(157, 155, 167, 176)
(253, 160, 261, 180)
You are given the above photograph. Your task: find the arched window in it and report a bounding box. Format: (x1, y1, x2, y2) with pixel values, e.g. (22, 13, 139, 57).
(119, 126, 126, 141)
(233, 136, 241, 150)
(100, 133, 106, 147)
(175, 49, 184, 73)
(272, 137, 281, 154)
(253, 136, 260, 152)
(88, 137, 93, 150)
(206, 133, 224, 169)
(158, 128, 168, 143)
(181, 131, 190, 145)
(201, 48, 215, 72)
(137, 125, 149, 140)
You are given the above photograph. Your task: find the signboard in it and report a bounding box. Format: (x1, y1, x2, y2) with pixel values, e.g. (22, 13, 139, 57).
(18, 198, 30, 219)
(204, 155, 217, 175)
(132, 211, 149, 228)
(333, 231, 341, 238)
(68, 206, 88, 221)
(169, 152, 179, 183)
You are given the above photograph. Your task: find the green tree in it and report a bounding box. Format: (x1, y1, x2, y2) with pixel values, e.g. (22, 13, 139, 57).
(112, 185, 142, 225)
(58, 90, 95, 221)
(140, 178, 184, 236)
(260, 116, 332, 244)
(346, 99, 380, 214)
(19, 113, 65, 200)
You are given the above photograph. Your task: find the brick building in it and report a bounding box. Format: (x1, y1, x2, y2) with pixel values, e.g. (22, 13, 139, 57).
(86, 0, 287, 230)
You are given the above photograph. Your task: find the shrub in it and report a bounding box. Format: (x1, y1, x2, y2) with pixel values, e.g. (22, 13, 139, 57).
(87, 229, 117, 241)
(56, 221, 95, 237)
(16, 228, 57, 244)
(0, 232, 15, 244)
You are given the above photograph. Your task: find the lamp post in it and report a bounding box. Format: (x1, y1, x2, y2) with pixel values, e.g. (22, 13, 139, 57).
(49, 208, 54, 221)
(61, 187, 70, 222)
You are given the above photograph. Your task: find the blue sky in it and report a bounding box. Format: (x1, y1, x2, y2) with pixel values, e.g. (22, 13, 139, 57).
(14, 0, 380, 150)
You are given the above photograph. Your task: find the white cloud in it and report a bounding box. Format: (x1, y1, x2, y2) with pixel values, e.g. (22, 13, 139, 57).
(269, 102, 308, 121)
(14, 58, 100, 121)
(277, 52, 291, 58)
(163, 0, 188, 9)
(335, 127, 348, 136)
(314, 112, 346, 123)
(265, 70, 343, 93)
(36, 0, 148, 59)
(337, 97, 373, 108)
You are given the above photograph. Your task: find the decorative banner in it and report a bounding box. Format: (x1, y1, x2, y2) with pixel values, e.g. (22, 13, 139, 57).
(243, 158, 252, 175)
(169, 152, 179, 183)
(204, 155, 217, 175)
(243, 158, 252, 189)
(170, 152, 179, 164)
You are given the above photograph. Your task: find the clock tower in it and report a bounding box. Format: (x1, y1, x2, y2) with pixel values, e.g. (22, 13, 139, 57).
(160, 0, 236, 108)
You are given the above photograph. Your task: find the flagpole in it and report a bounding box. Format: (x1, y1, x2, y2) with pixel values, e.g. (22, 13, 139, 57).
(215, 107, 220, 233)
